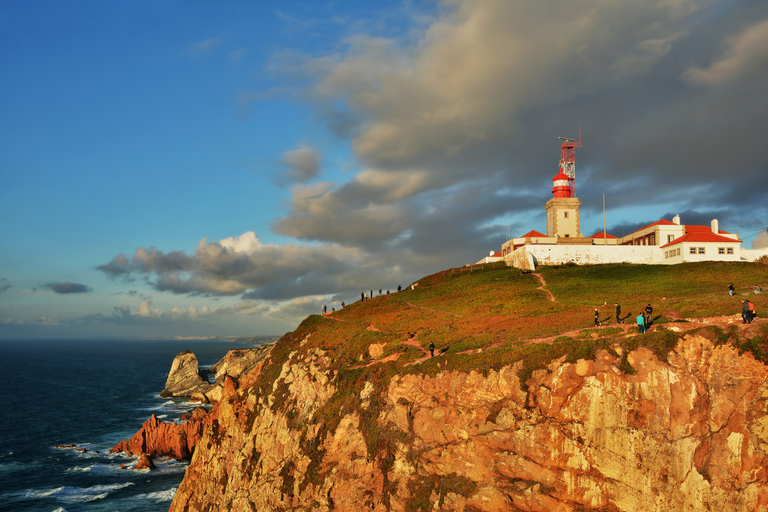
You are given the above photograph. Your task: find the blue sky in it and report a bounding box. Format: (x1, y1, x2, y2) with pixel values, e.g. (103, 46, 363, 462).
(2, 0, 767, 339)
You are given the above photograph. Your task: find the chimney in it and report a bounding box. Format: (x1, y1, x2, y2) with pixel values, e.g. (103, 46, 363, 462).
(672, 214, 680, 225)
(490, 250, 494, 257)
(711, 219, 719, 234)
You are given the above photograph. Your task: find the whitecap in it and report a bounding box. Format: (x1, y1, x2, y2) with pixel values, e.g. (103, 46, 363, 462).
(134, 487, 177, 502)
(49, 482, 135, 504)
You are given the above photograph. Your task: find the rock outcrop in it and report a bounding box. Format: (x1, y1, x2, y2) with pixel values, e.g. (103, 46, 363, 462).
(189, 345, 273, 403)
(160, 351, 212, 398)
(111, 406, 208, 461)
(169, 334, 768, 512)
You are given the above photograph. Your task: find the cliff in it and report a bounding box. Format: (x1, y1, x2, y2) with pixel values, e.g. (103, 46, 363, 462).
(166, 262, 768, 511)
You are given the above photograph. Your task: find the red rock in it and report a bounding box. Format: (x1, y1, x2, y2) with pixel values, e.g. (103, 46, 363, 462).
(111, 407, 209, 461)
(134, 453, 156, 470)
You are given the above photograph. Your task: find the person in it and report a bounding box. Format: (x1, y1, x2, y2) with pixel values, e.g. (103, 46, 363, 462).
(322, 304, 327, 315)
(747, 300, 755, 323)
(615, 303, 622, 324)
(742, 299, 750, 323)
(755, 284, 763, 294)
(594, 308, 601, 326)
(645, 304, 653, 327)
(429, 341, 435, 358)
(370, 290, 373, 300)
(637, 313, 646, 333)
(379, 288, 382, 295)
(398, 285, 402, 292)
(361, 291, 365, 302)
(729, 283, 735, 296)
(341, 301, 345, 308)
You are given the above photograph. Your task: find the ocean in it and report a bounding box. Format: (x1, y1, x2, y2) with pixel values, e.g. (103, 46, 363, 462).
(0, 338, 266, 512)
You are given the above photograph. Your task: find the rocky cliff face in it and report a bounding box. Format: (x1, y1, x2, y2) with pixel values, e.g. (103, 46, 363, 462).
(160, 350, 212, 398)
(168, 333, 768, 512)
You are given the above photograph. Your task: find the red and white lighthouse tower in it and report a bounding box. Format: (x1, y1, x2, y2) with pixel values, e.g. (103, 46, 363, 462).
(551, 168, 571, 198)
(545, 130, 584, 238)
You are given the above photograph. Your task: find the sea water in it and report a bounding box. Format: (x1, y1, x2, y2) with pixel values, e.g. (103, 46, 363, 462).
(0, 338, 267, 512)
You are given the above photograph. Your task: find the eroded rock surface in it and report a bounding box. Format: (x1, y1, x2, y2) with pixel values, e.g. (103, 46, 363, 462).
(169, 335, 768, 511)
(160, 351, 212, 398)
(111, 407, 208, 461)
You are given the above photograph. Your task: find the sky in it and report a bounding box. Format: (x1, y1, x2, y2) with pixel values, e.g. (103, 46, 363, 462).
(1, 0, 767, 340)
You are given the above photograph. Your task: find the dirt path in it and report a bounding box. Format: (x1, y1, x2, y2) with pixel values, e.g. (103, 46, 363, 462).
(531, 273, 556, 302)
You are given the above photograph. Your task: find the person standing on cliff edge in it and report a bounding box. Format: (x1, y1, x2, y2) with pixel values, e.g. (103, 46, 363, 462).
(429, 341, 435, 358)
(729, 283, 735, 296)
(594, 308, 601, 326)
(615, 303, 622, 324)
(636, 313, 646, 333)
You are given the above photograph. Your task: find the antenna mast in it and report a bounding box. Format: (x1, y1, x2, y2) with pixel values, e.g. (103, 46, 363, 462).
(558, 127, 582, 196)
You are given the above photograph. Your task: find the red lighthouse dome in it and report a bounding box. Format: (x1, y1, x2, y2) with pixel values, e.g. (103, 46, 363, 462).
(552, 168, 572, 198)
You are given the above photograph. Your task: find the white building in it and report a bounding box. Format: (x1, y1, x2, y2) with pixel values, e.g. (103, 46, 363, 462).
(487, 165, 767, 269)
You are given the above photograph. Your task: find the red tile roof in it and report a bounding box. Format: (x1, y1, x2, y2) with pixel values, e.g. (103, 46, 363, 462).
(660, 232, 742, 248)
(519, 230, 547, 238)
(685, 225, 732, 235)
(637, 219, 677, 232)
(590, 232, 617, 239)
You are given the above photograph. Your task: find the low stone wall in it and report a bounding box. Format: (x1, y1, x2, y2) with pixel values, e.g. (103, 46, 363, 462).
(506, 244, 661, 268)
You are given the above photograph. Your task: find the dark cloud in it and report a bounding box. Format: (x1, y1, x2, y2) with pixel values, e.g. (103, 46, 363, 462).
(45, 282, 93, 294)
(104, 0, 768, 312)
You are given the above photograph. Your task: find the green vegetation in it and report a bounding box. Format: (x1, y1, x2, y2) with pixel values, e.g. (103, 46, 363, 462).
(240, 261, 768, 493)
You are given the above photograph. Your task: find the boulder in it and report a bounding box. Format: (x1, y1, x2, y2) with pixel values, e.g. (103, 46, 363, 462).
(134, 453, 156, 470)
(160, 351, 212, 398)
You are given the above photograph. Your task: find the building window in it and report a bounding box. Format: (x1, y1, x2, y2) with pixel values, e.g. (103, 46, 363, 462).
(665, 251, 668, 258)
(727, 247, 734, 254)
(718, 247, 725, 254)
(690, 247, 696, 254)
(564, 234, 570, 237)
(667, 235, 674, 242)
(698, 247, 705, 254)
(564, 212, 569, 218)
(677, 248, 681, 256)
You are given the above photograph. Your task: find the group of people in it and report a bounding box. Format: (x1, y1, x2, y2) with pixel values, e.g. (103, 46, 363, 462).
(322, 285, 407, 315)
(742, 299, 756, 324)
(730, 282, 761, 323)
(730, 282, 764, 295)
(593, 303, 654, 333)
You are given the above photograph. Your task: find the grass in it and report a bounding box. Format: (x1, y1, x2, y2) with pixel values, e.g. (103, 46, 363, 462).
(237, 261, 768, 492)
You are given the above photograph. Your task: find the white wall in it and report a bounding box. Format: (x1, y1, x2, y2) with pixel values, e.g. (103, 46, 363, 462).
(740, 248, 768, 262)
(521, 245, 662, 266)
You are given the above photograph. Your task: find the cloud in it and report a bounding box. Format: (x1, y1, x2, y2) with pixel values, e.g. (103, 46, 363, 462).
(101, 0, 768, 322)
(264, 0, 768, 253)
(44, 282, 93, 294)
(753, 231, 768, 250)
(684, 19, 768, 88)
(98, 231, 389, 300)
(278, 145, 322, 183)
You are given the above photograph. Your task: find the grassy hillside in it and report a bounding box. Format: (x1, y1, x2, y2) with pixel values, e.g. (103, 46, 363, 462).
(243, 261, 768, 493)
(267, 261, 768, 380)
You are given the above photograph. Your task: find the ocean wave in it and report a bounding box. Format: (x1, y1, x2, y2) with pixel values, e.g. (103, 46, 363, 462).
(6, 482, 136, 505)
(134, 487, 177, 502)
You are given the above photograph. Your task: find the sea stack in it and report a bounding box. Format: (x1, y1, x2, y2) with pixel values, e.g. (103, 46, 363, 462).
(160, 351, 212, 398)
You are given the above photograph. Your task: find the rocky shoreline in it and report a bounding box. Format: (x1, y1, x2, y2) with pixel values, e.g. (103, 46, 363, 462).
(109, 344, 273, 469)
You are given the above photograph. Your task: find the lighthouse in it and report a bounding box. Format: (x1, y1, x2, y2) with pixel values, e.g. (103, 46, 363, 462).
(545, 137, 584, 239)
(551, 168, 571, 198)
